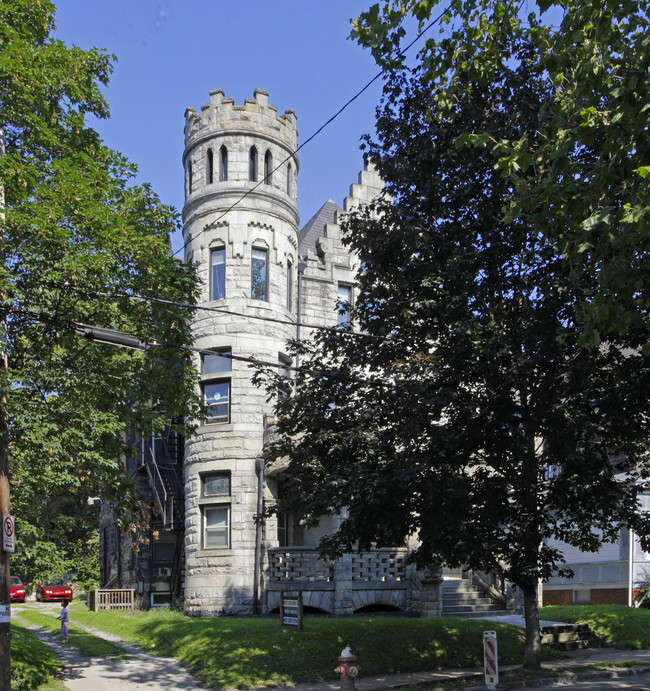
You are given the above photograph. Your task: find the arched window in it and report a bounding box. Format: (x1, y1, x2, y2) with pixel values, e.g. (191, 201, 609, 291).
(264, 150, 273, 185)
(220, 145, 228, 182)
(249, 146, 258, 182)
(206, 149, 214, 185)
(187, 161, 193, 195)
(287, 163, 292, 196)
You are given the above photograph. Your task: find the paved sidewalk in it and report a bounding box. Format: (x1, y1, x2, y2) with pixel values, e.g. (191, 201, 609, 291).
(12, 610, 200, 690)
(271, 647, 650, 691)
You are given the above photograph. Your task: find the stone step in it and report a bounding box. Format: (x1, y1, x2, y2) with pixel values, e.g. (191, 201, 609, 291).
(442, 607, 506, 618)
(444, 595, 494, 606)
(540, 624, 604, 651)
(443, 603, 506, 614)
(442, 583, 483, 594)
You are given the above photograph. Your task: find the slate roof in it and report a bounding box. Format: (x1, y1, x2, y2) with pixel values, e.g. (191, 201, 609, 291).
(298, 199, 342, 255)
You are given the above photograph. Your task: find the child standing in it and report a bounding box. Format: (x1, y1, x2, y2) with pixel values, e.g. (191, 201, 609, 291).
(56, 599, 69, 642)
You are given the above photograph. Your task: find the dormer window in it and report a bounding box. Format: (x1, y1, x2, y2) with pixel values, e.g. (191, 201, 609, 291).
(220, 145, 228, 182)
(206, 149, 214, 184)
(249, 146, 258, 182)
(264, 150, 273, 185)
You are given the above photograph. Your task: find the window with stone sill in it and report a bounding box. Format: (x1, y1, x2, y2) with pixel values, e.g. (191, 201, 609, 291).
(337, 283, 352, 327)
(203, 505, 230, 549)
(210, 247, 226, 300)
(201, 348, 232, 424)
(151, 527, 176, 563)
(251, 247, 268, 301)
(201, 471, 231, 498)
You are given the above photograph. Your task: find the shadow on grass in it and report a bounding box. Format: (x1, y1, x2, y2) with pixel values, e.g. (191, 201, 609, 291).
(11, 621, 64, 690)
(101, 614, 550, 689)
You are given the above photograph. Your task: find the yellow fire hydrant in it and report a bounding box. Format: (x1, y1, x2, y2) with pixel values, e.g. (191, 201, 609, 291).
(335, 645, 359, 691)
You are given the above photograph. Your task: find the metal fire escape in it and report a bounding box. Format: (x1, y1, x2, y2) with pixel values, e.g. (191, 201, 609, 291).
(141, 431, 184, 531)
(140, 429, 185, 600)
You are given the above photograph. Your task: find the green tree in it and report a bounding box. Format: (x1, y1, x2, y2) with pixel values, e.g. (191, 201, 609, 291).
(351, 0, 650, 349)
(1, 0, 202, 590)
(256, 40, 650, 669)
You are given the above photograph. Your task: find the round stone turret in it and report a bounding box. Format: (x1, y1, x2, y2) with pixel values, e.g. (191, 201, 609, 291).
(182, 89, 299, 617)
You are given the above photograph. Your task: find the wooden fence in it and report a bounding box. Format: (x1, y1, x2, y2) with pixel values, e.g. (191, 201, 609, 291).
(89, 588, 135, 611)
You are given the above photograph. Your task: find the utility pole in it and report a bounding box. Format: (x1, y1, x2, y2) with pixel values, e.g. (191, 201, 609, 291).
(0, 126, 11, 691)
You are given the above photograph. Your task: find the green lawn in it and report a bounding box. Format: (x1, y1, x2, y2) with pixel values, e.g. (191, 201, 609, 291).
(17, 609, 128, 659)
(11, 621, 66, 690)
(66, 605, 559, 689)
(541, 604, 650, 649)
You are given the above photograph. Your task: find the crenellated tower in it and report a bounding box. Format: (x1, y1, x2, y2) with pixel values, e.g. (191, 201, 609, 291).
(182, 89, 299, 616)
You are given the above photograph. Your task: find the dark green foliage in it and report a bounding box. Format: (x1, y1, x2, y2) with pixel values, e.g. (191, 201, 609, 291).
(255, 19, 650, 670)
(0, 1, 203, 582)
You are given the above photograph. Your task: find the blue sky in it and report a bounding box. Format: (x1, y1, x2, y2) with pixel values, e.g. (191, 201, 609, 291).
(52, 1, 389, 253)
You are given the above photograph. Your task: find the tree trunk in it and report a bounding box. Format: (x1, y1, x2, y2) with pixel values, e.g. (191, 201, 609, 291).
(522, 581, 542, 670)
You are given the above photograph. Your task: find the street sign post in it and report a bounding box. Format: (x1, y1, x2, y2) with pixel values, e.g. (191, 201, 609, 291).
(1, 515, 13, 553)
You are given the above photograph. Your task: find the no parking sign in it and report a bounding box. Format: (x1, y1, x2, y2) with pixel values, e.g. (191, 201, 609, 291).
(2, 514, 14, 553)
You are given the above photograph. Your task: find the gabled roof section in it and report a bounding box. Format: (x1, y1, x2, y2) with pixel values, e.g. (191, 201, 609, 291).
(299, 199, 342, 255)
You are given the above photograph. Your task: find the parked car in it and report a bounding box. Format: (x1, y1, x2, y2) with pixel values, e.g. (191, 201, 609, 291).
(9, 576, 26, 603)
(35, 578, 73, 602)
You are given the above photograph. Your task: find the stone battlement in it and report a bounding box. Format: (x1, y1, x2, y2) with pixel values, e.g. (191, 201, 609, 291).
(184, 88, 298, 150)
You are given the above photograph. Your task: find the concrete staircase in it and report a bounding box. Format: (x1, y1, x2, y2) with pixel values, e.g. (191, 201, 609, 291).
(540, 623, 604, 651)
(441, 576, 507, 618)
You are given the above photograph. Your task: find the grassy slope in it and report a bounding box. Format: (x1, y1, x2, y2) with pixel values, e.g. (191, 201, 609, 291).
(541, 605, 650, 649)
(68, 607, 559, 689)
(11, 620, 66, 691)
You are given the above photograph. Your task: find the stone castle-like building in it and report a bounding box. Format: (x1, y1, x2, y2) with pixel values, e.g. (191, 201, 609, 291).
(99, 89, 537, 616)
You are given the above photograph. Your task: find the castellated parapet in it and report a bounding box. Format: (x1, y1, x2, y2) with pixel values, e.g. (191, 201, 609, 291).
(182, 88, 299, 236)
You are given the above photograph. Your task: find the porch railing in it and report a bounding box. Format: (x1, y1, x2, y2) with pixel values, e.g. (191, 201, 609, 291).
(268, 547, 408, 583)
(89, 588, 135, 611)
(268, 548, 334, 581)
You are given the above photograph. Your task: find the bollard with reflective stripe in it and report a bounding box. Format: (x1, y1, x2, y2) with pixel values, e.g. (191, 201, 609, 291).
(483, 630, 498, 689)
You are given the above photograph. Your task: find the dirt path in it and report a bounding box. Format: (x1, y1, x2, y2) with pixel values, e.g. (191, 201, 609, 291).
(12, 604, 200, 690)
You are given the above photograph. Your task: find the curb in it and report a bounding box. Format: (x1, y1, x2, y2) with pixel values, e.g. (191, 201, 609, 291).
(462, 663, 650, 690)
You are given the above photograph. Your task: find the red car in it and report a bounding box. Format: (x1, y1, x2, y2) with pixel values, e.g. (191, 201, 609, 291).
(35, 578, 73, 602)
(10, 576, 26, 603)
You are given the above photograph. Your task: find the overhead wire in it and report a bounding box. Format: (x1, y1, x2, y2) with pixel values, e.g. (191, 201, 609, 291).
(174, 10, 447, 258)
(14, 308, 391, 387)
(49, 280, 386, 341)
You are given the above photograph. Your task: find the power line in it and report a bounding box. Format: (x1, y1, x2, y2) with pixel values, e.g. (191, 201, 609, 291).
(15, 308, 389, 387)
(174, 11, 446, 258)
(48, 280, 385, 341)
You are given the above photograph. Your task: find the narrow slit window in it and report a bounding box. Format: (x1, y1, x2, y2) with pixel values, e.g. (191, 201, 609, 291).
(264, 150, 273, 185)
(287, 259, 293, 311)
(220, 145, 228, 181)
(249, 146, 258, 182)
(206, 149, 214, 184)
(287, 163, 292, 195)
(187, 161, 193, 195)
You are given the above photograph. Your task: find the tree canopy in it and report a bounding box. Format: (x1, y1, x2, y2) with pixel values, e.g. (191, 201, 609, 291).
(257, 4, 650, 669)
(352, 0, 650, 349)
(0, 0, 203, 583)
